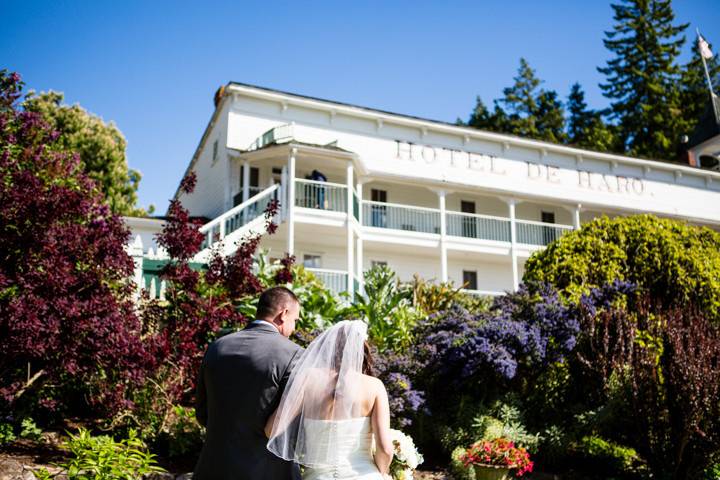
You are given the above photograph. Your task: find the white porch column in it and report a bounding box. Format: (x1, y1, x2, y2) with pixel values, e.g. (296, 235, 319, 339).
(242, 160, 250, 203)
(438, 190, 448, 282)
(287, 149, 296, 256)
(355, 181, 364, 292)
(508, 199, 519, 291)
(346, 161, 355, 298)
(573, 204, 581, 230)
(280, 166, 288, 221)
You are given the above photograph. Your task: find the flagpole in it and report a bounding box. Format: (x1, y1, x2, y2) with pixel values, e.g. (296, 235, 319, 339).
(697, 29, 719, 124)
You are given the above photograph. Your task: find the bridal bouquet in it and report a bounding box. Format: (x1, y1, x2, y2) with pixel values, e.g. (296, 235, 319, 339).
(389, 429, 423, 480)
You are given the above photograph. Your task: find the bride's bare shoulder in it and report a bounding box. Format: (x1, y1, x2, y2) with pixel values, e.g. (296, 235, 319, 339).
(360, 373, 386, 391)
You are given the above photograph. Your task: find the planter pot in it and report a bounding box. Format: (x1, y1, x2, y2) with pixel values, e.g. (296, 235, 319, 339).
(473, 464, 511, 480)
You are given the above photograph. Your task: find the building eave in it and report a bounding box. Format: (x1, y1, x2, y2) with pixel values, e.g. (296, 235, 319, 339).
(226, 82, 720, 181)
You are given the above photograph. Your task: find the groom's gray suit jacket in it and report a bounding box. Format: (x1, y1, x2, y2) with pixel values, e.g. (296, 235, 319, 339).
(193, 321, 303, 480)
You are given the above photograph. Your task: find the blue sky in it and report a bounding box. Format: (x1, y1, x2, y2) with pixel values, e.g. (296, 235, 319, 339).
(3, 1, 719, 213)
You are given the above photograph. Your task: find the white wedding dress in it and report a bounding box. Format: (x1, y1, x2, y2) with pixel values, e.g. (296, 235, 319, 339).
(302, 417, 383, 480)
(267, 321, 386, 480)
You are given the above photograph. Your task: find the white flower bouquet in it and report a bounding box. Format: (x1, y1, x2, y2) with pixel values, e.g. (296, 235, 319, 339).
(389, 428, 423, 480)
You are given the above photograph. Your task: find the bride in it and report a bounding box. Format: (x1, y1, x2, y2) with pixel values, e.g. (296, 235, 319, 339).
(265, 320, 394, 479)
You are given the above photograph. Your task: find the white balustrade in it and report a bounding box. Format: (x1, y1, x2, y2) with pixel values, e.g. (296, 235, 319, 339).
(515, 219, 573, 246)
(446, 212, 512, 242)
(362, 201, 441, 234)
(295, 179, 347, 212)
(306, 267, 348, 297)
(200, 184, 280, 249)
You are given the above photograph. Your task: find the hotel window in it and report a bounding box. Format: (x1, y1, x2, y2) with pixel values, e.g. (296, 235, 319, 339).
(212, 139, 219, 165)
(370, 189, 387, 228)
(303, 254, 322, 268)
(272, 167, 283, 184)
(371, 260, 388, 269)
(462, 270, 478, 291)
(461, 200, 477, 238)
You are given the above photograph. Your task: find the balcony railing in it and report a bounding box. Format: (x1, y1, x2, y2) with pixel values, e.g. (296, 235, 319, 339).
(516, 220, 573, 246)
(233, 186, 263, 207)
(247, 124, 294, 151)
(200, 184, 280, 249)
(462, 288, 506, 297)
(306, 267, 348, 297)
(362, 201, 441, 234)
(446, 212, 511, 242)
(295, 179, 347, 212)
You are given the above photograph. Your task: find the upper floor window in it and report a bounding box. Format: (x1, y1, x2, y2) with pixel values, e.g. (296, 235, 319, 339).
(303, 254, 322, 268)
(212, 139, 219, 165)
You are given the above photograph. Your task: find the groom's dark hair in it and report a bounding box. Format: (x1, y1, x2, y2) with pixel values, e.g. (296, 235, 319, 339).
(256, 286, 299, 320)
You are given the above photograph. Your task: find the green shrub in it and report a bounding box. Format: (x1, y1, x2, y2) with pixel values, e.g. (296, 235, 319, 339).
(163, 405, 205, 457)
(523, 215, 720, 322)
(573, 435, 649, 478)
(351, 265, 420, 352)
(39, 428, 165, 479)
(450, 445, 476, 480)
(704, 462, 720, 480)
(0, 422, 15, 445)
(20, 417, 43, 441)
(471, 401, 541, 453)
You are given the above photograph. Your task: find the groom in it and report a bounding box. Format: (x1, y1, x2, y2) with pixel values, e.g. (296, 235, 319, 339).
(193, 286, 304, 480)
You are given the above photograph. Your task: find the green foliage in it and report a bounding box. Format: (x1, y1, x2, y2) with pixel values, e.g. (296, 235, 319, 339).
(20, 417, 43, 441)
(44, 428, 165, 480)
(573, 435, 649, 478)
(350, 265, 419, 352)
(703, 462, 720, 480)
(163, 405, 205, 458)
(450, 446, 476, 480)
(22, 91, 148, 216)
(408, 275, 491, 316)
(523, 215, 720, 322)
(567, 82, 618, 152)
(0, 422, 16, 445)
(471, 401, 541, 453)
(598, 0, 688, 160)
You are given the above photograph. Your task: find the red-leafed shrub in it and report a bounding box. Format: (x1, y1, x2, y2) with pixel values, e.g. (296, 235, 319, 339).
(0, 71, 152, 420)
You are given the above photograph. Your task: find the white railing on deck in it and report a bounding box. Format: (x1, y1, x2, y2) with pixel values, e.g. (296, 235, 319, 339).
(516, 220, 573, 246)
(247, 123, 294, 151)
(200, 184, 280, 249)
(446, 212, 511, 242)
(306, 267, 348, 297)
(462, 288, 505, 297)
(362, 201, 441, 234)
(295, 179, 347, 212)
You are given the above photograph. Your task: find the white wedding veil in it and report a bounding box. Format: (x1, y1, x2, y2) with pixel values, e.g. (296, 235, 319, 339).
(266, 320, 369, 467)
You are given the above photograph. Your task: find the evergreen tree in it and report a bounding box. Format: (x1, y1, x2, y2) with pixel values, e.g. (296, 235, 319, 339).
(499, 58, 566, 143)
(536, 90, 567, 144)
(598, 0, 688, 160)
(566, 83, 618, 152)
(465, 96, 509, 133)
(679, 36, 720, 135)
(22, 91, 149, 216)
(500, 58, 542, 139)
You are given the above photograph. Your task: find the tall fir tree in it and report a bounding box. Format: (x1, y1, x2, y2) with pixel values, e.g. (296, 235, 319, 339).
(598, 0, 688, 160)
(464, 96, 509, 133)
(566, 82, 618, 152)
(499, 58, 566, 142)
(679, 35, 720, 136)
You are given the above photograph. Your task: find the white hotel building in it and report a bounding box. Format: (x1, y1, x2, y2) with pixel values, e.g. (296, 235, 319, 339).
(129, 83, 720, 299)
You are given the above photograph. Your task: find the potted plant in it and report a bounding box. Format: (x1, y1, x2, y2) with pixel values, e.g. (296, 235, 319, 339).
(459, 438, 533, 480)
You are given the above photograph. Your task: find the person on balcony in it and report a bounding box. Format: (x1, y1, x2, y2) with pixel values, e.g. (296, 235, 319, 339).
(309, 169, 327, 209)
